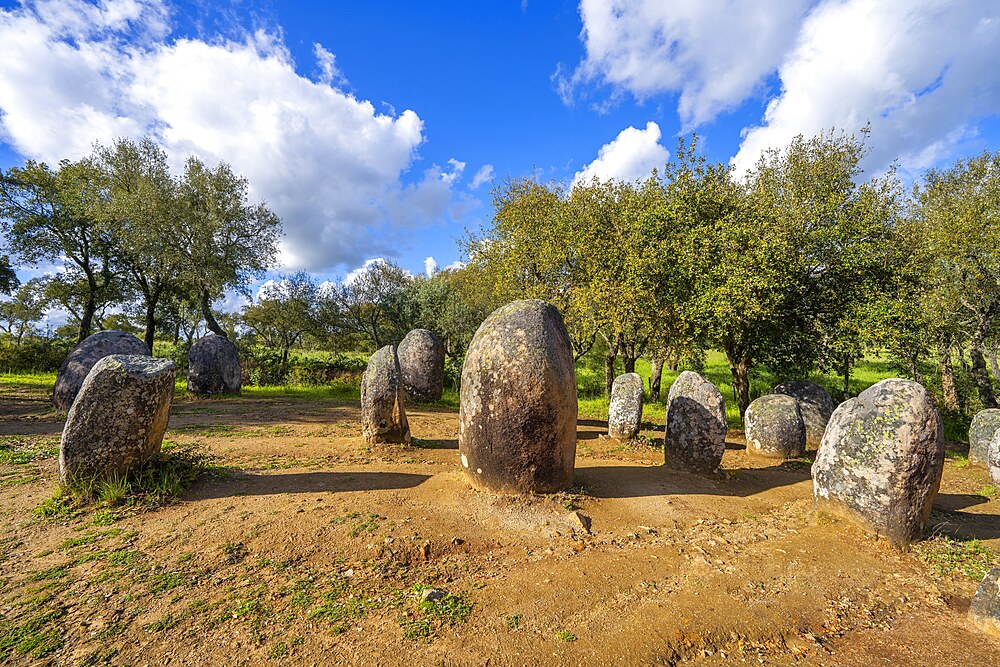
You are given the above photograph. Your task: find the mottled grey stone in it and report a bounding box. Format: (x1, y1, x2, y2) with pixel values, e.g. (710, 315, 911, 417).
(397, 329, 445, 402)
(812, 378, 944, 548)
(59, 355, 176, 485)
(608, 373, 644, 440)
(187, 334, 241, 395)
(745, 394, 806, 459)
(773, 380, 835, 447)
(987, 430, 1000, 487)
(970, 568, 1000, 637)
(969, 409, 1000, 467)
(54, 330, 150, 412)
(360, 345, 411, 445)
(459, 300, 577, 494)
(664, 371, 727, 473)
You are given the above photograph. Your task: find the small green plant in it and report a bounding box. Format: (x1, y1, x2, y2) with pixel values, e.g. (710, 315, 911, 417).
(505, 614, 522, 630)
(146, 613, 178, 632)
(221, 541, 247, 564)
(33, 490, 82, 520)
(555, 629, 577, 642)
(945, 450, 970, 468)
(96, 474, 131, 505)
(0, 609, 65, 659)
(915, 536, 999, 580)
(979, 484, 998, 497)
(269, 641, 288, 659)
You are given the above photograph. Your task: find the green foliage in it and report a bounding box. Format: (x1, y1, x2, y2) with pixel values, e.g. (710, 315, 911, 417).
(914, 536, 999, 580)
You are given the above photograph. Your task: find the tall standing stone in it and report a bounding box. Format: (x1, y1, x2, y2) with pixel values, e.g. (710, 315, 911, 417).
(608, 372, 644, 440)
(969, 409, 1000, 467)
(187, 334, 242, 395)
(812, 378, 944, 548)
(53, 331, 150, 412)
(987, 430, 1000, 487)
(397, 329, 445, 402)
(360, 345, 411, 445)
(744, 394, 806, 459)
(60, 355, 176, 485)
(664, 371, 727, 473)
(459, 300, 577, 494)
(773, 380, 835, 447)
(970, 568, 1000, 637)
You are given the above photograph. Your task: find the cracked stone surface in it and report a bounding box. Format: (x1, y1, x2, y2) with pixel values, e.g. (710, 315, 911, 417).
(459, 300, 577, 494)
(812, 378, 944, 548)
(60, 354, 176, 484)
(53, 330, 150, 413)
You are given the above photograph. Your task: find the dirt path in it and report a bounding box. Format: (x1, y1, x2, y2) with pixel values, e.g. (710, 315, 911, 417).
(2, 390, 999, 666)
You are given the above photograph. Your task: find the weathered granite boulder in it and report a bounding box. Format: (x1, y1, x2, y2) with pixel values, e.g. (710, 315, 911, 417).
(54, 330, 150, 412)
(608, 373, 644, 440)
(187, 334, 241, 395)
(773, 380, 835, 447)
(969, 409, 1000, 467)
(59, 355, 176, 485)
(970, 568, 1000, 637)
(744, 394, 806, 459)
(812, 378, 944, 548)
(988, 430, 1000, 487)
(459, 300, 577, 494)
(397, 329, 445, 402)
(664, 371, 727, 472)
(360, 345, 411, 444)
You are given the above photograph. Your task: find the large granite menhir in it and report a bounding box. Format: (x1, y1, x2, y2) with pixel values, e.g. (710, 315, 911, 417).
(969, 409, 1000, 468)
(397, 329, 445, 402)
(773, 380, 834, 447)
(360, 345, 411, 445)
(970, 568, 1000, 637)
(60, 355, 176, 485)
(812, 378, 944, 548)
(187, 334, 242, 395)
(608, 373, 644, 440)
(664, 371, 727, 473)
(459, 300, 577, 494)
(744, 394, 806, 459)
(54, 330, 150, 412)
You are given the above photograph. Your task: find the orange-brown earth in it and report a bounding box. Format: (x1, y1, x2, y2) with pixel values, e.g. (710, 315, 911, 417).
(2, 384, 1000, 666)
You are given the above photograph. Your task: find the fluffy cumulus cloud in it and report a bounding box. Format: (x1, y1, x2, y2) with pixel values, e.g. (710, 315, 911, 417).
(0, 0, 466, 272)
(571, 0, 1000, 175)
(570, 0, 810, 126)
(423, 256, 438, 277)
(470, 164, 493, 189)
(573, 121, 669, 186)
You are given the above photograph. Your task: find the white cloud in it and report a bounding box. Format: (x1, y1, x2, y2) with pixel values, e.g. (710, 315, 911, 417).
(313, 42, 346, 87)
(571, 0, 810, 126)
(423, 256, 438, 277)
(443, 260, 465, 272)
(573, 121, 669, 186)
(731, 1, 1000, 177)
(0, 0, 470, 273)
(470, 164, 493, 189)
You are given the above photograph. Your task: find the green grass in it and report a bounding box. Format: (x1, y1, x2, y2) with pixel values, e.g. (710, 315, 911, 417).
(914, 536, 999, 580)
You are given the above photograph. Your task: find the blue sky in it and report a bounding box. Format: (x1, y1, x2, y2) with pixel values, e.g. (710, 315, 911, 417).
(1, 0, 999, 298)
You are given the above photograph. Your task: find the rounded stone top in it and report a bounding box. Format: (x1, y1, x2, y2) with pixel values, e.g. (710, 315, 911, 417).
(54, 330, 150, 412)
(94, 354, 177, 378)
(748, 393, 800, 417)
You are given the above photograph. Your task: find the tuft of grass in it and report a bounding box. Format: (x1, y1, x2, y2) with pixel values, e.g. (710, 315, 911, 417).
(980, 484, 998, 497)
(0, 609, 65, 659)
(914, 536, 999, 580)
(146, 614, 178, 632)
(505, 614, 522, 630)
(400, 586, 473, 641)
(555, 629, 577, 642)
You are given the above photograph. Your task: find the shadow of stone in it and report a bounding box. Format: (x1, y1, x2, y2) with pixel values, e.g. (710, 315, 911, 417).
(187, 470, 432, 500)
(575, 461, 810, 499)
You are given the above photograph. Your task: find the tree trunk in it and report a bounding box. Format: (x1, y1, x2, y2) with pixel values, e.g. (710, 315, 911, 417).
(79, 290, 96, 343)
(649, 357, 665, 402)
(939, 346, 959, 412)
(173, 322, 180, 346)
(603, 333, 621, 398)
(623, 355, 637, 374)
(988, 347, 1000, 382)
(909, 351, 924, 384)
(970, 337, 998, 409)
(840, 355, 852, 398)
(200, 288, 227, 338)
(724, 343, 750, 424)
(144, 301, 157, 352)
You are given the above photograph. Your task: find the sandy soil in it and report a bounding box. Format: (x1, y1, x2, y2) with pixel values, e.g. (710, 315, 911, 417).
(2, 385, 1000, 666)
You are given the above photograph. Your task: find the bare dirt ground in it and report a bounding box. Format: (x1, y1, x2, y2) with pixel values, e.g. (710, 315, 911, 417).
(2, 384, 1000, 666)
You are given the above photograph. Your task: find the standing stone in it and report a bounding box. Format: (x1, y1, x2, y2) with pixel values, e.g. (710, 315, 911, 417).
(744, 394, 806, 459)
(969, 409, 1000, 467)
(987, 430, 1000, 487)
(187, 334, 242, 395)
(397, 329, 445, 402)
(53, 330, 150, 412)
(60, 355, 176, 485)
(664, 371, 727, 473)
(608, 373, 644, 440)
(360, 345, 411, 445)
(459, 300, 577, 494)
(970, 568, 1000, 637)
(773, 380, 835, 447)
(812, 378, 944, 548)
